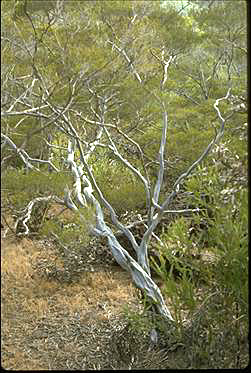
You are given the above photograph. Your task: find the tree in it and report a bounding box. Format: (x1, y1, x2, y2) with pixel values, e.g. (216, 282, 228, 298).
(1, 0, 246, 325)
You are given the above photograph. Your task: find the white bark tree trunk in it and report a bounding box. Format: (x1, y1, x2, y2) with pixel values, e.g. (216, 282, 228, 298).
(1, 88, 230, 323)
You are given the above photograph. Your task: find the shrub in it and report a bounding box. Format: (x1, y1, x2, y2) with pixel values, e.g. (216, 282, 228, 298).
(147, 154, 248, 367)
(1, 169, 73, 235)
(92, 156, 146, 215)
(39, 207, 94, 249)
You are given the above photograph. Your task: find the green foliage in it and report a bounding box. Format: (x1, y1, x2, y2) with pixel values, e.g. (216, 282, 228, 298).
(92, 157, 146, 215)
(149, 180, 248, 367)
(207, 188, 248, 314)
(13, 0, 57, 20)
(40, 207, 94, 249)
(184, 155, 248, 313)
(123, 301, 177, 340)
(2, 169, 72, 209)
(123, 304, 155, 336)
(151, 216, 203, 316)
(135, 121, 215, 193)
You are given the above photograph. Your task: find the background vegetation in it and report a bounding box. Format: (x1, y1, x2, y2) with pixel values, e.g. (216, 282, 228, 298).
(1, 0, 248, 369)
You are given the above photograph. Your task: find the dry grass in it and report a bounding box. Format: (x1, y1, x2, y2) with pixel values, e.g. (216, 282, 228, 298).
(1, 235, 142, 370)
(1, 234, 249, 370)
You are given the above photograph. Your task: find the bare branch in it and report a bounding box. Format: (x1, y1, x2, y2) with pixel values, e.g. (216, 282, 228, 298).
(15, 195, 58, 236)
(138, 89, 231, 253)
(151, 49, 176, 90)
(1, 133, 36, 171)
(108, 40, 142, 84)
(151, 111, 168, 220)
(67, 149, 173, 321)
(1, 105, 49, 117)
(1, 133, 59, 172)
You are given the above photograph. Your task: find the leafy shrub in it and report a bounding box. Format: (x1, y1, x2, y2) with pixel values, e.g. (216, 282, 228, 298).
(184, 159, 248, 316)
(148, 150, 248, 367)
(92, 157, 146, 215)
(2, 169, 72, 209)
(134, 122, 215, 194)
(151, 216, 205, 325)
(1, 169, 74, 236)
(40, 207, 94, 249)
(207, 188, 248, 315)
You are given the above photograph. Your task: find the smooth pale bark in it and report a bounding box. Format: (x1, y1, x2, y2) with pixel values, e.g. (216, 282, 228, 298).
(1, 88, 230, 323)
(59, 89, 230, 322)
